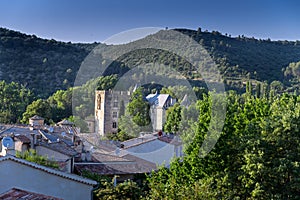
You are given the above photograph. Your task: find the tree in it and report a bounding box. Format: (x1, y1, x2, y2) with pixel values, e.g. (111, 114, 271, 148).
(94, 179, 144, 200)
(47, 88, 72, 122)
(68, 115, 89, 132)
(126, 88, 151, 127)
(0, 81, 33, 123)
(147, 92, 300, 199)
(21, 99, 52, 124)
(96, 75, 118, 90)
(164, 103, 182, 133)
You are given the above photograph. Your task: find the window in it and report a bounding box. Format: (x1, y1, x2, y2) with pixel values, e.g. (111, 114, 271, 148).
(112, 112, 117, 118)
(112, 122, 117, 129)
(97, 94, 101, 110)
(113, 101, 118, 108)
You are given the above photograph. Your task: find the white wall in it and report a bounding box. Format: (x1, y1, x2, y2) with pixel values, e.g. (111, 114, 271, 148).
(0, 160, 93, 200)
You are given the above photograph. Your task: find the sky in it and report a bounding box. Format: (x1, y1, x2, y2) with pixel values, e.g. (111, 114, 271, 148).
(0, 0, 299, 43)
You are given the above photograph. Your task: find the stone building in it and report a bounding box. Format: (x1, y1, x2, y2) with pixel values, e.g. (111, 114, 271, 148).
(29, 115, 44, 126)
(146, 93, 176, 131)
(95, 90, 131, 136)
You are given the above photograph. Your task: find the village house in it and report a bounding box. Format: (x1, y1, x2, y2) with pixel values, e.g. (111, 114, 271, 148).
(0, 121, 83, 173)
(146, 92, 177, 131)
(0, 155, 97, 200)
(75, 132, 158, 182)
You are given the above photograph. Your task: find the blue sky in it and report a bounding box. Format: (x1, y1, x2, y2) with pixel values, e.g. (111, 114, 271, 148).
(0, 0, 299, 43)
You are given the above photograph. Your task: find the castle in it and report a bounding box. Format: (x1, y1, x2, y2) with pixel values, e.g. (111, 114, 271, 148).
(94, 89, 176, 136)
(95, 90, 131, 136)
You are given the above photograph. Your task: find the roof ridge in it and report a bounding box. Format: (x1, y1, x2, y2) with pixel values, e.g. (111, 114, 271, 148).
(0, 156, 97, 186)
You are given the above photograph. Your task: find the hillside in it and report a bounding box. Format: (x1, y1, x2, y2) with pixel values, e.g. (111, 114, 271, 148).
(0, 27, 99, 97)
(1, 27, 300, 97)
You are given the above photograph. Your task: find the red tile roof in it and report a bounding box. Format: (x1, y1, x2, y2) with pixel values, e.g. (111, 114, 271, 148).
(0, 188, 62, 200)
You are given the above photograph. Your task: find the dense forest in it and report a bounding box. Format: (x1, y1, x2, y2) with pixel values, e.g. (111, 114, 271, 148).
(1, 27, 300, 99)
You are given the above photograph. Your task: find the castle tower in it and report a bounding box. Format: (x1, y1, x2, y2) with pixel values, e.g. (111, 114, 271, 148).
(95, 90, 131, 136)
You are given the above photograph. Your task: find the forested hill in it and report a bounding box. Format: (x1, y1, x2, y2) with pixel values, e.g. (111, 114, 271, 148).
(174, 28, 300, 82)
(1, 27, 300, 98)
(0, 27, 99, 97)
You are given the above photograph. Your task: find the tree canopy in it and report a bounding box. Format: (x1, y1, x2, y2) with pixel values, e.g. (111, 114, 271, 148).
(147, 91, 300, 199)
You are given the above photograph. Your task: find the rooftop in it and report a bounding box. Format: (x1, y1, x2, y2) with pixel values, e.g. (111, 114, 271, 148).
(14, 134, 31, 143)
(29, 115, 44, 120)
(121, 134, 157, 149)
(146, 93, 174, 108)
(75, 153, 156, 175)
(57, 119, 74, 126)
(0, 156, 97, 186)
(91, 152, 131, 163)
(37, 141, 78, 157)
(0, 188, 62, 200)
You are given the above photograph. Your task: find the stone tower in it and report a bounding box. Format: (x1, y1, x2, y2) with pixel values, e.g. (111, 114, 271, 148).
(95, 90, 131, 136)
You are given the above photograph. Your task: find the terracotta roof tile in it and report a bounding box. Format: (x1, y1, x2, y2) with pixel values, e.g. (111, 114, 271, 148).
(0, 188, 62, 200)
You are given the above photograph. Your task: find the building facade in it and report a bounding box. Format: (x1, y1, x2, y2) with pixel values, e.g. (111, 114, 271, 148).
(95, 90, 131, 136)
(146, 93, 176, 131)
(0, 156, 97, 200)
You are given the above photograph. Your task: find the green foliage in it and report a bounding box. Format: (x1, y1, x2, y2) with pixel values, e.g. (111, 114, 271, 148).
(96, 75, 118, 90)
(105, 131, 134, 142)
(284, 61, 300, 81)
(48, 88, 72, 122)
(81, 170, 111, 189)
(95, 179, 144, 200)
(21, 99, 52, 124)
(0, 27, 98, 98)
(164, 103, 182, 133)
(118, 113, 146, 138)
(16, 149, 59, 169)
(0, 81, 33, 123)
(68, 115, 89, 132)
(2, 27, 300, 99)
(127, 88, 151, 127)
(147, 91, 300, 199)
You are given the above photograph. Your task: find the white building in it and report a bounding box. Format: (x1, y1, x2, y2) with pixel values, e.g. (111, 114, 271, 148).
(0, 156, 97, 200)
(120, 133, 183, 167)
(146, 93, 176, 131)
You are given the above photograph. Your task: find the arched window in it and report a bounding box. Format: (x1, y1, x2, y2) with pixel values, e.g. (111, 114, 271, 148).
(97, 94, 101, 110)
